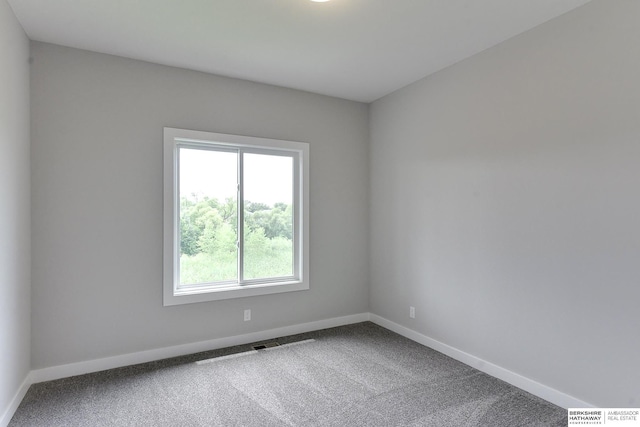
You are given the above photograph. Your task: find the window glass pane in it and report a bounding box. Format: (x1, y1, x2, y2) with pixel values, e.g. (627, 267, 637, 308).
(178, 147, 238, 285)
(243, 153, 294, 280)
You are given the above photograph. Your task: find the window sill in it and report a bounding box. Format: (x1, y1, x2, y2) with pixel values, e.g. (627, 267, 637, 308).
(163, 280, 309, 306)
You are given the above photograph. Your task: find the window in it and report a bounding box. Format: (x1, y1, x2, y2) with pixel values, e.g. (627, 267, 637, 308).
(163, 128, 309, 305)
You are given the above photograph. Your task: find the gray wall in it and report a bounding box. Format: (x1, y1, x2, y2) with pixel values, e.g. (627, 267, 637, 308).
(370, 0, 640, 408)
(30, 42, 369, 369)
(0, 0, 30, 419)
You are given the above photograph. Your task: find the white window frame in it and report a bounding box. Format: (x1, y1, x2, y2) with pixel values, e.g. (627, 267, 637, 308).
(163, 127, 309, 306)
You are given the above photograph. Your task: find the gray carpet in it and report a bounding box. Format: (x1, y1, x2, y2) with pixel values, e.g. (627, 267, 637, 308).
(10, 322, 567, 426)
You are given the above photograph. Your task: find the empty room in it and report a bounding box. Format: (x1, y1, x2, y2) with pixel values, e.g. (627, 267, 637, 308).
(1, 0, 639, 425)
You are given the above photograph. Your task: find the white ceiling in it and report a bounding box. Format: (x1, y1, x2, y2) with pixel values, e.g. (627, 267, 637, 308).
(8, 0, 591, 102)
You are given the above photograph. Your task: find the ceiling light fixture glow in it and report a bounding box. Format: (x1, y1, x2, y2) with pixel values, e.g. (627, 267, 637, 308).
(310, 0, 330, 2)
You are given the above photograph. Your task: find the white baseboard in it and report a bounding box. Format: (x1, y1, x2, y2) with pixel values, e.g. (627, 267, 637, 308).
(369, 313, 593, 409)
(0, 373, 32, 427)
(30, 312, 370, 384)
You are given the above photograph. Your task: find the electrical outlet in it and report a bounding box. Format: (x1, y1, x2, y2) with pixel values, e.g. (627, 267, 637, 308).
(409, 306, 415, 319)
(244, 309, 251, 321)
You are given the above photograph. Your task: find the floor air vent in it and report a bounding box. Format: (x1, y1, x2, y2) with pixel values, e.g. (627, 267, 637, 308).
(252, 342, 280, 350)
(196, 339, 315, 365)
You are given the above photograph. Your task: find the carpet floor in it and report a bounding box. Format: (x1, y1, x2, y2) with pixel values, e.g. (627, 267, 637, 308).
(10, 322, 568, 426)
